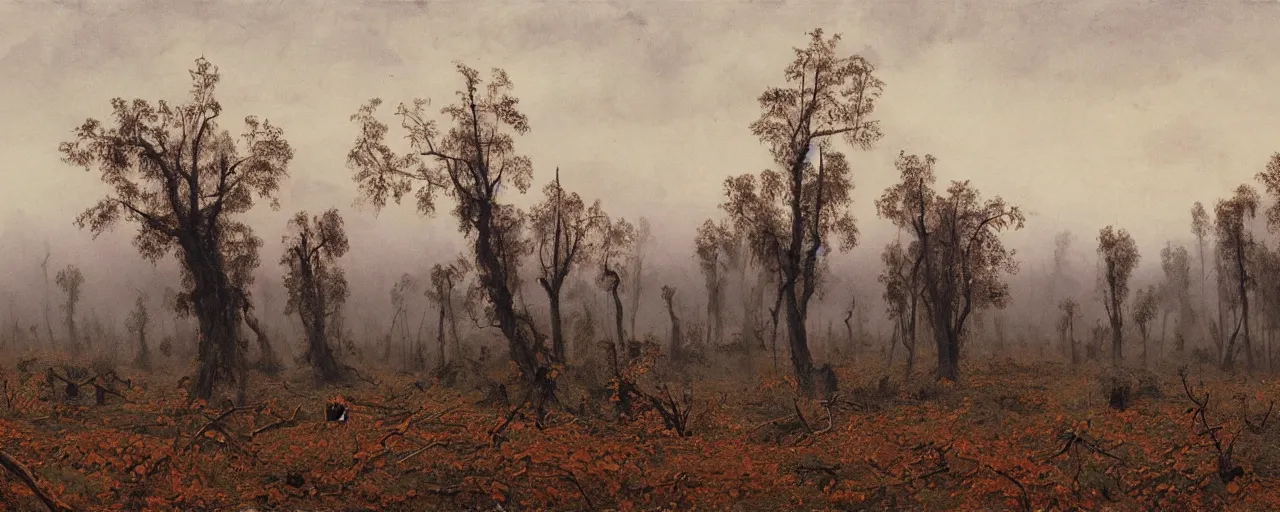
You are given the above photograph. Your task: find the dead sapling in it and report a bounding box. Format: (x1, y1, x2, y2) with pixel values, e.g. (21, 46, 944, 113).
(1044, 425, 1126, 496)
(1179, 367, 1262, 485)
(640, 383, 694, 437)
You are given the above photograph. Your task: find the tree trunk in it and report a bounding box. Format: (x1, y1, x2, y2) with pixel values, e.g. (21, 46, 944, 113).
(546, 289, 566, 363)
(185, 241, 247, 403)
(783, 281, 816, 395)
(242, 304, 279, 375)
(436, 303, 447, 371)
(604, 267, 627, 367)
(665, 300, 682, 363)
(1110, 315, 1124, 366)
(475, 203, 541, 384)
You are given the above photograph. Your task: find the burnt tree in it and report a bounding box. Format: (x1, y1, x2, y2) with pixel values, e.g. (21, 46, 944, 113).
(661, 285, 683, 363)
(530, 168, 604, 363)
(348, 63, 545, 385)
(1097, 226, 1140, 366)
(61, 58, 292, 400)
(877, 152, 1024, 381)
(1214, 185, 1259, 371)
(55, 265, 84, 353)
(722, 29, 881, 395)
(281, 208, 350, 382)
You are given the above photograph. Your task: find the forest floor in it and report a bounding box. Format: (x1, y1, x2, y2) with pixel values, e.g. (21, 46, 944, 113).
(1, 353, 1279, 511)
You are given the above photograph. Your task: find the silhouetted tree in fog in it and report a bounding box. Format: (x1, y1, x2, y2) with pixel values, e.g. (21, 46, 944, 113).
(348, 63, 548, 388)
(1097, 226, 1139, 365)
(55, 265, 84, 352)
(281, 208, 350, 382)
(877, 152, 1024, 381)
(879, 239, 919, 378)
(1133, 285, 1158, 365)
(386, 274, 418, 362)
(1214, 185, 1259, 371)
(126, 293, 151, 371)
(693, 219, 735, 348)
(1252, 153, 1280, 369)
(628, 218, 651, 340)
(1191, 202, 1212, 343)
(1058, 298, 1080, 364)
(1160, 243, 1194, 352)
(530, 168, 604, 363)
(61, 58, 293, 400)
(720, 28, 881, 396)
(40, 245, 54, 346)
(661, 285, 683, 363)
(427, 256, 470, 372)
(598, 216, 636, 369)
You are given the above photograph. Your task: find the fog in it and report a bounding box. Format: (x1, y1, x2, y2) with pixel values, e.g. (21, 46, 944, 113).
(3, 0, 1280, 366)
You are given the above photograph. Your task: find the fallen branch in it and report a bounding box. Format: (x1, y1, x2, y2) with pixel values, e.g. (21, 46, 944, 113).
(0, 449, 74, 512)
(985, 464, 1031, 512)
(251, 405, 302, 437)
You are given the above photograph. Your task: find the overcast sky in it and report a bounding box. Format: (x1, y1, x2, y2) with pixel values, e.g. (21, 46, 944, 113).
(2, 0, 1279, 325)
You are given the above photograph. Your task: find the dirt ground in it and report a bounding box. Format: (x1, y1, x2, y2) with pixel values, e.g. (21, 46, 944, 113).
(2, 353, 1279, 511)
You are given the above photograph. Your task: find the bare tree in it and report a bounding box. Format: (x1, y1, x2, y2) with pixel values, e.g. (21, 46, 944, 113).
(877, 152, 1024, 381)
(55, 265, 84, 353)
(1192, 202, 1212, 344)
(348, 63, 547, 387)
(61, 58, 293, 400)
(1160, 243, 1194, 353)
(40, 244, 54, 347)
(427, 256, 470, 372)
(719, 29, 881, 395)
(661, 285, 683, 363)
(1058, 298, 1080, 364)
(1133, 285, 1158, 366)
(1214, 185, 1260, 371)
(1097, 226, 1140, 365)
(386, 274, 418, 362)
(693, 219, 735, 348)
(879, 239, 919, 378)
(126, 293, 151, 371)
(530, 168, 604, 363)
(598, 216, 636, 369)
(281, 208, 350, 382)
(628, 217, 652, 339)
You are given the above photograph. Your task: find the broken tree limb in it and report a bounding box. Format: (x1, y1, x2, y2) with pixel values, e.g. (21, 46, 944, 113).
(251, 405, 302, 437)
(0, 449, 74, 512)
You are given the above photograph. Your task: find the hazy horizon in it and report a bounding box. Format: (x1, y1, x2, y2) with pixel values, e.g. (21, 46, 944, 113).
(3, 0, 1279, 342)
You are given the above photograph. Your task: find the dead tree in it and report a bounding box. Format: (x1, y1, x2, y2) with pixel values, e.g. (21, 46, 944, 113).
(598, 216, 636, 369)
(281, 209, 350, 382)
(1098, 226, 1140, 366)
(427, 256, 470, 374)
(348, 64, 545, 387)
(877, 153, 1024, 381)
(62, 58, 293, 400)
(530, 167, 604, 363)
(721, 29, 882, 394)
(55, 265, 84, 353)
(125, 293, 151, 371)
(1214, 185, 1259, 371)
(661, 285, 683, 363)
(1133, 286, 1158, 366)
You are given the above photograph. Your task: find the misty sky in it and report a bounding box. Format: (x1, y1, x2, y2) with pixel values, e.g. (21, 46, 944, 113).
(2, 0, 1280, 326)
